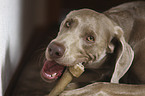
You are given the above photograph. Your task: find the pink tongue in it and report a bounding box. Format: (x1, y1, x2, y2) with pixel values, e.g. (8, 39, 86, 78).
(44, 60, 64, 76)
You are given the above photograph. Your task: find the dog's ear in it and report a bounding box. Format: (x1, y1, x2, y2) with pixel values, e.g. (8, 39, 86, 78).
(110, 26, 134, 83)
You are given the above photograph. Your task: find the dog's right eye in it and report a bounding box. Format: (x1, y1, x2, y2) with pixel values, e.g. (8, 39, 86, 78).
(65, 19, 73, 28)
(65, 21, 71, 28)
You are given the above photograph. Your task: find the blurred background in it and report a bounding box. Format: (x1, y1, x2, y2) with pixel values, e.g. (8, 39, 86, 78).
(0, 0, 141, 96)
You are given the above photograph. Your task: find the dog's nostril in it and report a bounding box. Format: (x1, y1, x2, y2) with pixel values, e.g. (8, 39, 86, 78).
(55, 52, 60, 56)
(48, 42, 65, 59)
(49, 48, 52, 52)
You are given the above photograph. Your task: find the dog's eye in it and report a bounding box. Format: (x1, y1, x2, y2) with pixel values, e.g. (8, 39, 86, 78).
(65, 21, 71, 28)
(86, 36, 95, 42)
(65, 19, 73, 28)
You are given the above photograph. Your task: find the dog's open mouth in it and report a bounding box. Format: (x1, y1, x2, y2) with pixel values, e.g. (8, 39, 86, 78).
(41, 60, 65, 82)
(41, 60, 86, 82)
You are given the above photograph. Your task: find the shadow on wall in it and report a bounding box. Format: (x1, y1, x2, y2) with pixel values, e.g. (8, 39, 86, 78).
(2, 46, 11, 95)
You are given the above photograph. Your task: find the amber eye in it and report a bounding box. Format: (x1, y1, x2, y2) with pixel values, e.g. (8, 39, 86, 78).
(65, 21, 71, 28)
(86, 36, 95, 42)
(65, 19, 73, 28)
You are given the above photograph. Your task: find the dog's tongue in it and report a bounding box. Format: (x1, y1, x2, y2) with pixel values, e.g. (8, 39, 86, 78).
(42, 60, 65, 80)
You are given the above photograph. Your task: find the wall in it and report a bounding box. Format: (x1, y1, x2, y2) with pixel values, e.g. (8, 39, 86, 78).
(0, 0, 21, 95)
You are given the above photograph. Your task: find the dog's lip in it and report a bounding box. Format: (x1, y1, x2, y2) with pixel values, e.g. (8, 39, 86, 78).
(41, 60, 65, 82)
(40, 71, 56, 83)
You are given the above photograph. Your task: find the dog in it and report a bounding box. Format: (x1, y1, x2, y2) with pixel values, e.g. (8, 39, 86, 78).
(41, 1, 145, 96)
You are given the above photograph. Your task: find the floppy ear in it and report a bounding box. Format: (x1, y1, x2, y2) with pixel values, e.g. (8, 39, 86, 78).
(110, 26, 134, 83)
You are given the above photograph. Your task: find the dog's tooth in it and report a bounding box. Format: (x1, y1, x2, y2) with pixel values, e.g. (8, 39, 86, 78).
(52, 73, 57, 77)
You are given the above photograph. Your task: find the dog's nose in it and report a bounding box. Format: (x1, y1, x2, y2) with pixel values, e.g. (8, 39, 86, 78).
(48, 42, 65, 59)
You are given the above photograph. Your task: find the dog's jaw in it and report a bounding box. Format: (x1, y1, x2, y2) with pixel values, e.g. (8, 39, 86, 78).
(41, 60, 66, 82)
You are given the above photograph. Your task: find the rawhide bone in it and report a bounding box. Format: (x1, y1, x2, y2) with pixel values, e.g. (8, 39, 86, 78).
(48, 63, 84, 96)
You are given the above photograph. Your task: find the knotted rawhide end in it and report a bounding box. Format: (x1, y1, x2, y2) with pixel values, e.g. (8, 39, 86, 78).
(69, 63, 84, 78)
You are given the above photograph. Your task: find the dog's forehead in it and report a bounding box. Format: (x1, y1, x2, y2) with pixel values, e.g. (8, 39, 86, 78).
(66, 9, 102, 19)
(64, 9, 102, 30)
(65, 9, 110, 29)
(59, 9, 115, 41)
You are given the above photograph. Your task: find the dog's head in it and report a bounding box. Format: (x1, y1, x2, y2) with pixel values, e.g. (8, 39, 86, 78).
(41, 9, 134, 83)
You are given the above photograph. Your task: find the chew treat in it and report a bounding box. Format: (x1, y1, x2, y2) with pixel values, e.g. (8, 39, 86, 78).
(69, 63, 84, 78)
(48, 63, 85, 96)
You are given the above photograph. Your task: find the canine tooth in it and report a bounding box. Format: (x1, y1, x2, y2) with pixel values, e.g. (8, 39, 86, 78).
(51, 73, 57, 77)
(45, 73, 51, 77)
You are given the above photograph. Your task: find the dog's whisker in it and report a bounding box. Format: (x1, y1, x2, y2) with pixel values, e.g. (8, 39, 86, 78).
(37, 51, 46, 67)
(34, 47, 46, 54)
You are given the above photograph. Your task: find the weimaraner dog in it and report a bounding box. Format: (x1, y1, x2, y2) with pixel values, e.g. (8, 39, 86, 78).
(41, 1, 145, 96)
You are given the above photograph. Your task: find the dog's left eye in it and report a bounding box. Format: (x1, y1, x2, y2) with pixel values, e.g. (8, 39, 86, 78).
(86, 36, 95, 42)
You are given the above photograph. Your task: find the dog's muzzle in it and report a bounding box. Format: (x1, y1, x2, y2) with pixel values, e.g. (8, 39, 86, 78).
(41, 42, 66, 82)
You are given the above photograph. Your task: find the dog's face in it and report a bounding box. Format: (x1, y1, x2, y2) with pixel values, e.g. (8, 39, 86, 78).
(41, 9, 116, 82)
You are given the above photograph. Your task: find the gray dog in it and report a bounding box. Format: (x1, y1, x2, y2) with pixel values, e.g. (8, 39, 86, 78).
(41, 1, 145, 96)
